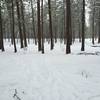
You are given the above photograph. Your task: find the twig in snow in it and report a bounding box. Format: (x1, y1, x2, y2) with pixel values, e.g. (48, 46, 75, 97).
(13, 89, 21, 100)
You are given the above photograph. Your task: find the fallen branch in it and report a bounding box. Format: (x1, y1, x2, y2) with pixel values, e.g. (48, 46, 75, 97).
(91, 45, 100, 47)
(13, 89, 21, 100)
(77, 52, 100, 56)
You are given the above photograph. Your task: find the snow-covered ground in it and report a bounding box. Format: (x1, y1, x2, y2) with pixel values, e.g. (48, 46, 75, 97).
(0, 39, 100, 100)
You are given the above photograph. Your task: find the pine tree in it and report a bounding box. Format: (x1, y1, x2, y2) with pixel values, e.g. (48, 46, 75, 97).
(48, 0, 54, 50)
(11, 0, 17, 52)
(66, 0, 71, 54)
(16, 0, 24, 48)
(20, 0, 27, 47)
(37, 0, 41, 51)
(0, 1, 4, 51)
(81, 0, 85, 51)
(41, 0, 44, 54)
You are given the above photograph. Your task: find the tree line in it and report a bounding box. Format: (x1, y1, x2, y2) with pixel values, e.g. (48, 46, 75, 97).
(0, 0, 100, 54)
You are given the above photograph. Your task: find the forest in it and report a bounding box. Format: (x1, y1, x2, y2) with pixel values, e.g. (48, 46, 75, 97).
(0, 0, 100, 100)
(0, 0, 99, 54)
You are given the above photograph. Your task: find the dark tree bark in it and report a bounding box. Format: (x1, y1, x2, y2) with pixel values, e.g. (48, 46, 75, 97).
(98, 21, 100, 43)
(16, 0, 24, 48)
(79, 22, 81, 42)
(20, 0, 27, 47)
(92, 2, 95, 45)
(41, 0, 44, 54)
(81, 0, 85, 51)
(63, 0, 66, 44)
(77, 2, 81, 43)
(54, 0, 57, 43)
(0, 2, 4, 51)
(98, 9, 100, 43)
(10, 10, 13, 45)
(66, 0, 71, 54)
(11, 0, 17, 53)
(37, 0, 41, 51)
(48, 0, 54, 50)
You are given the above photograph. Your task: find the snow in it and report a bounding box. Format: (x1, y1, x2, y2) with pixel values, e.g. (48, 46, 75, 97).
(0, 39, 100, 100)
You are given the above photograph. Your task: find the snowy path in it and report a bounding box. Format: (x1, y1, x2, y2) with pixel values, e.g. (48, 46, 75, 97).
(0, 40, 100, 100)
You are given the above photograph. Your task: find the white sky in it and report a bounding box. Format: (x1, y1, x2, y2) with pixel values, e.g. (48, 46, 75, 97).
(86, 6, 90, 26)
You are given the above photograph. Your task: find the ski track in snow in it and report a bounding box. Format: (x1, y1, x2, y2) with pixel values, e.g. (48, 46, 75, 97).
(0, 40, 100, 100)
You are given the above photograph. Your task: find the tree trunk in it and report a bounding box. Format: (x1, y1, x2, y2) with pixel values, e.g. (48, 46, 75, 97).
(41, 0, 44, 54)
(63, 0, 66, 44)
(98, 21, 100, 43)
(66, 0, 71, 54)
(11, 0, 17, 52)
(0, 2, 4, 51)
(48, 0, 54, 50)
(16, 0, 24, 48)
(37, 0, 41, 51)
(54, 0, 57, 43)
(92, 2, 95, 45)
(79, 22, 81, 42)
(20, 0, 27, 47)
(98, 9, 100, 43)
(81, 0, 85, 51)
